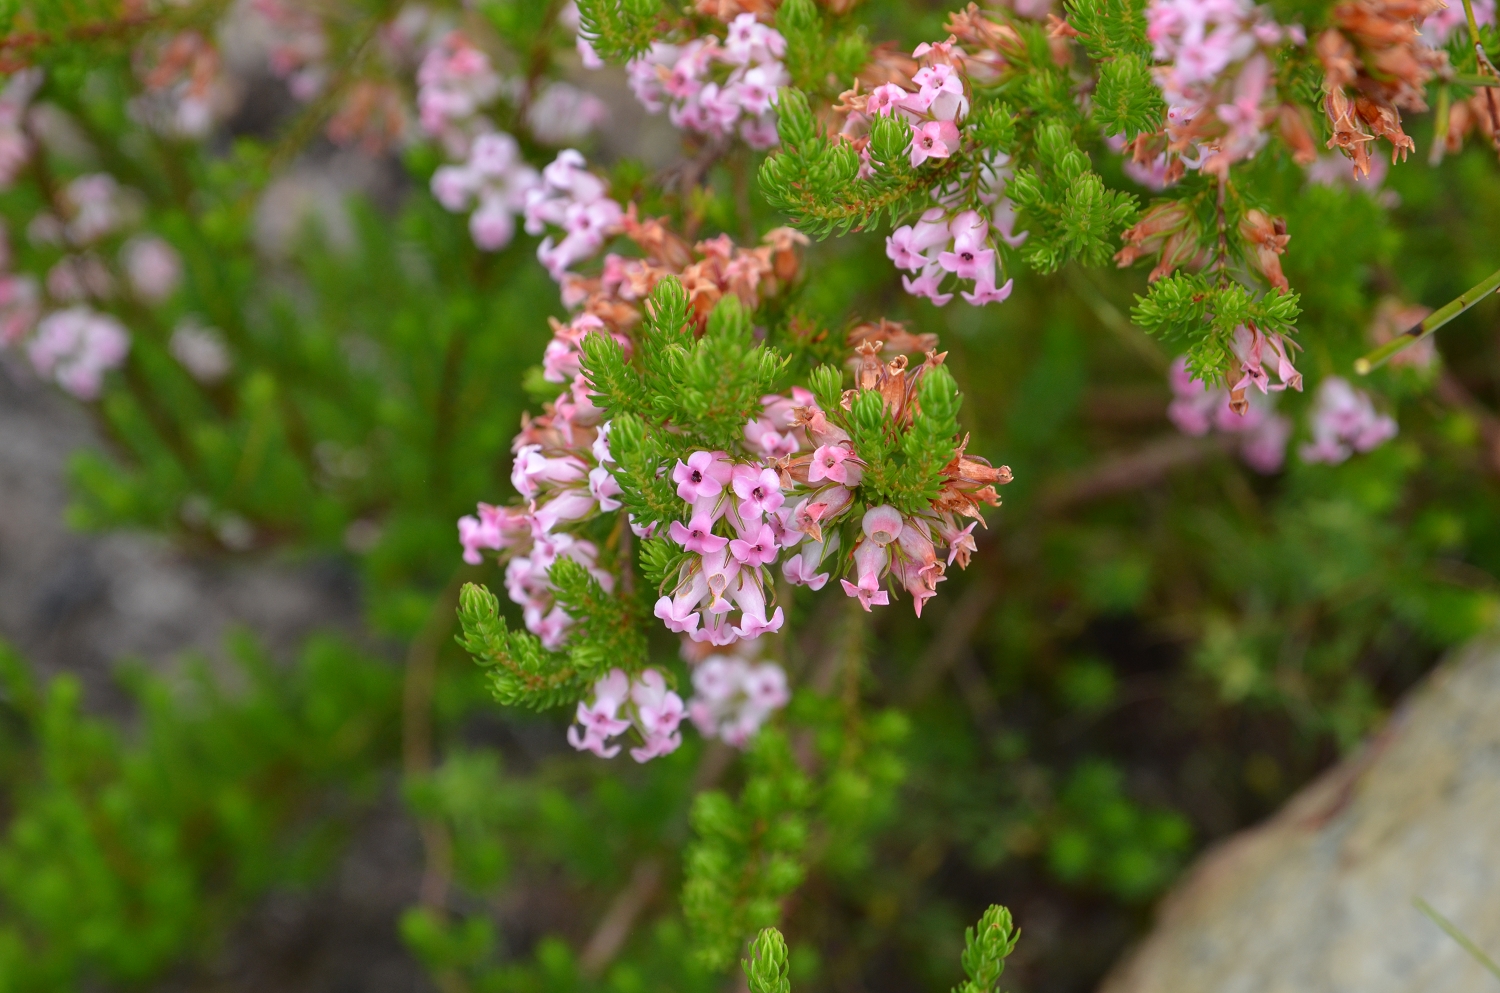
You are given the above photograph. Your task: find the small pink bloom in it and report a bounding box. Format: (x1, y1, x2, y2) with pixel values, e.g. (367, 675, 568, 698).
(902, 263, 953, 306)
(669, 513, 729, 554)
(728, 524, 779, 568)
(909, 120, 960, 167)
(732, 464, 784, 521)
(673, 450, 732, 502)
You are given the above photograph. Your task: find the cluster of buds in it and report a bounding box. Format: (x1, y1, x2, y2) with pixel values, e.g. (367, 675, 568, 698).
(1116, 200, 1294, 308)
(1145, 0, 1306, 179)
(624, 14, 788, 149)
(688, 652, 791, 747)
(1167, 356, 1291, 473)
(560, 207, 807, 323)
(1316, 0, 1446, 177)
(568, 668, 687, 762)
(1299, 376, 1398, 464)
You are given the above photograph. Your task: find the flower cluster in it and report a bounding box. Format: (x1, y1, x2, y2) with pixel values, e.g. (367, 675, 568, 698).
(1146, 0, 1304, 179)
(131, 30, 230, 138)
(1167, 355, 1291, 473)
(624, 15, 788, 149)
(27, 306, 130, 400)
(835, 37, 1027, 307)
(568, 668, 687, 762)
(524, 150, 624, 280)
(417, 30, 505, 158)
(1299, 376, 1398, 464)
(1316, 0, 1445, 177)
(431, 133, 542, 252)
(654, 451, 791, 645)
(688, 653, 790, 747)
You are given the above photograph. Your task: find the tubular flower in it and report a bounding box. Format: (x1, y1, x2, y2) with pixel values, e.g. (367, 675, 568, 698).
(567, 668, 687, 762)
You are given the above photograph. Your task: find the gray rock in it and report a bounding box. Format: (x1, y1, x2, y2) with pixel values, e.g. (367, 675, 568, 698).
(0, 356, 361, 711)
(1099, 635, 1500, 993)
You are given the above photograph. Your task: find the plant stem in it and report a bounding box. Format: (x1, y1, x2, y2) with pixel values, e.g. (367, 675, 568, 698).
(1355, 264, 1500, 373)
(1415, 898, 1500, 982)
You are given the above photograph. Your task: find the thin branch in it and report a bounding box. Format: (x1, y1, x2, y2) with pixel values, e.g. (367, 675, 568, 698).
(1038, 433, 1234, 513)
(580, 859, 664, 977)
(1415, 897, 1500, 982)
(1356, 264, 1500, 373)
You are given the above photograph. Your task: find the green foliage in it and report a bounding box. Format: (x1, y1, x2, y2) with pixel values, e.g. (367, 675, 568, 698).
(777, 0, 870, 96)
(684, 730, 811, 971)
(844, 364, 964, 514)
(1008, 124, 1139, 272)
(575, 0, 664, 63)
(1092, 54, 1167, 139)
(458, 582, 584, 710)
(549, 556, 651, 678)
(743, 927, 792, 993)
(760, 90, 942, 237)
(953, 905, 1021, 993)
(1132, 273, 1302, 384)
(0, 635, 398, 991)
(1044, 761, 1192, 901)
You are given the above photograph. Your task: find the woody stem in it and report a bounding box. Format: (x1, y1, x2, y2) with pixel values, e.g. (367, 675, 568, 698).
(1354, 263, 1500, 373)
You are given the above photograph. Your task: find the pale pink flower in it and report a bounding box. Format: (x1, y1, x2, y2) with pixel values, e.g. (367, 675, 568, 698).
(121, 237, 182, 303)
(862, 504, 904, 546)
(28, 306, 130, 400)
(909, 120, 960, 167)
(673, 450, 733, 501)
(902, 263, 953, 306)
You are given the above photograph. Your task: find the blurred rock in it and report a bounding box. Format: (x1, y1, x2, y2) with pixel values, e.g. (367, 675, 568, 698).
(1099, 635, 1500, 993)
(0, 355, 362, 711)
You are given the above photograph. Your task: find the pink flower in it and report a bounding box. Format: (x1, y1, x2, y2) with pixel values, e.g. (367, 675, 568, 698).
(673, 450, 732, 501)
(886, 208, 952, 272)
(1299, 376, 1397, 464)
(782, 537, 832, 590)
(121, 237, 182, 303)
(512, 445, 587, 499)
(960, 273, 1014, 306)
(841, 540, 891, 611)
(902, 263, 953, 306)
(729, 523, 779, 568)
(654, 592, 702, 635)
(909, 120, 960, 167)
(862, 504, 904, 546)
(732, 464, 784, 521)
(669, 513, 730, 554)
(809, 444, 860, 485)
(867, 83, 910, 117)
(28, 306, 130, 400)
(588, 466, 622, 511)
(567, 669, 632, 758)
(729, 575, 784, 639)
